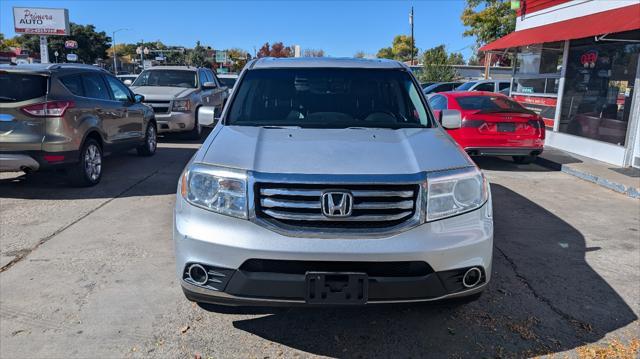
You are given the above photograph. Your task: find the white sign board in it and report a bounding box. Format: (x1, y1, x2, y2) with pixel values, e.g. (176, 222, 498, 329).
(143, 60, 153, 69)
(66, 53, 78, 62)
(13, 7, 70, 35)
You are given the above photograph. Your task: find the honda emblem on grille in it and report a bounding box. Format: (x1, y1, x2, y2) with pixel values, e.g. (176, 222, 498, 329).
(321, 191, 353, 218)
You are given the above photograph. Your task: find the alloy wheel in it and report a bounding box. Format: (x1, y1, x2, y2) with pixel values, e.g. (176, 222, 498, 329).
(84, 144, 102, 181)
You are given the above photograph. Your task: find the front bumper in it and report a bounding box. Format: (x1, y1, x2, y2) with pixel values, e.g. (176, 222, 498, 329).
(155, 112, 195, 133)
(174, 194, 494, 305)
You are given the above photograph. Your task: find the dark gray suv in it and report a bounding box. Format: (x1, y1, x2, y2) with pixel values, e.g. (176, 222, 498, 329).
(0, 63, 157, 186)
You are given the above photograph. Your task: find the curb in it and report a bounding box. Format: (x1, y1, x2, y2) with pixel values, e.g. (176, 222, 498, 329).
(534, 157, 640, 199)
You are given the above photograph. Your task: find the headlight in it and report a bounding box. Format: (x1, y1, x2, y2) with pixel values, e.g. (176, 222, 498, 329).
(173, 98, 191, 112)
(181, 165, 247, 219)
(426, 167, 488, 221)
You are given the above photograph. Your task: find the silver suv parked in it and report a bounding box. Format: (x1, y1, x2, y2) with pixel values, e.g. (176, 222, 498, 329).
(0, 63, 157, 186)
(130, 66, 228, 139)
(174, 58, 493, 306)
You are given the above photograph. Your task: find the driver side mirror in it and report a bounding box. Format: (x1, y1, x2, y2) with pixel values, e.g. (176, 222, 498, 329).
(441, 109, 462, 129)
(197, 106, 219, 126)
(124, 79, 133, 86)
(203, 81, 217, 89)
(134, 94, 145, 103)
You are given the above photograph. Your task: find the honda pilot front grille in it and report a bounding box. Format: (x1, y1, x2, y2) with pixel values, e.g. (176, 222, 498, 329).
(254, 182, 421, 233)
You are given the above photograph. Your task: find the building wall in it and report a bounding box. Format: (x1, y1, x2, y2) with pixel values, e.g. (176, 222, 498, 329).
(516, 0, 636, 31)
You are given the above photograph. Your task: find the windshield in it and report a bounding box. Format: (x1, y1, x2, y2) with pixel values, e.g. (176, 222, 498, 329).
(455, 95, 532, 113)
(455, 82, 477, 91)
(132, 70, 197, 88)
(219, 77, 237, 88)
(226, 68, 432, 129)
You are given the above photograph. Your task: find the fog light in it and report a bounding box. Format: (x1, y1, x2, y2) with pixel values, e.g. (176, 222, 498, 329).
(462, 267, 482, 288)
(187, 264, 208, 285)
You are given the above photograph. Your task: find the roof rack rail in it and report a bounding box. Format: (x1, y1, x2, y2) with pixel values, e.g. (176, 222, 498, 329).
(46, 63, 110, 72)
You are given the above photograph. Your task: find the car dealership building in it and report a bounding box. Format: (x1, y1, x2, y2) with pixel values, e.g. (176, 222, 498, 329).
(481, 0, 640, 168)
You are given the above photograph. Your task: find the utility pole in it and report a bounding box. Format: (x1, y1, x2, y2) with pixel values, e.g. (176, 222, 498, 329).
(410, 6, 414, 66)
(112, 28, 129, 75)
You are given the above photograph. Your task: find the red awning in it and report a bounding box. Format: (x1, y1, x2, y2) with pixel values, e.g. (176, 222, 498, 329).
(480, 4, 640, 51)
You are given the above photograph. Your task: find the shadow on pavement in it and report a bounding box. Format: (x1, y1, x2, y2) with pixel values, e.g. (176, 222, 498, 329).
(200, 184, 636, 357)
(473, 156, 553, 172)
(0, 146, 197, 200)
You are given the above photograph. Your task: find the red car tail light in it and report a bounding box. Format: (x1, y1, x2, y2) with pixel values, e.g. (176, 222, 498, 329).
(43, 155, 65, 163)
(20, 101, 75, 118)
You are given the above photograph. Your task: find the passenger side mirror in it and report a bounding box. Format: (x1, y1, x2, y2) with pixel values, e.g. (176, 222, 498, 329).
(198, 106, 218, 126)
(134, 94, 144, 103)
(441, 110, 462, 129)
(124, 79, 132, 86)
(203, 81, 217, 89)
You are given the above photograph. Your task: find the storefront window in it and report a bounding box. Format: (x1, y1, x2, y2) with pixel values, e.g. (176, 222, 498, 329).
(559, 31, 640, 146)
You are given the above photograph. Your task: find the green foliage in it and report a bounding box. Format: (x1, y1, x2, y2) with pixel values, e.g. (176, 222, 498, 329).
(461, 0, 516, 46)
(420, 45, 463, 82)
(188, 41, 209, 67)
(13, 23, 111, 63)
(376, 35, 416, 62)
(226, 48, 250, 72)
(353, 51, 366, 59)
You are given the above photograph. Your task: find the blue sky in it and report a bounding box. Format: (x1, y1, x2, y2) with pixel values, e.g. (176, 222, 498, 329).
(1, 0, 475, 59)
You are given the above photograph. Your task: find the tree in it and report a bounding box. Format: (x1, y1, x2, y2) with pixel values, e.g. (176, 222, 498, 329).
(376, 35, 416, 62)
(226, 48, 250, 72)
(303, 48, 324, 57)
(188, 41, 209, 67)
(13, 23, 111, 63)
(354, 51, 366, 59)
(420, 45, 459, 82)
(257, 42, 293, 58)
(461, 0, 516, 47)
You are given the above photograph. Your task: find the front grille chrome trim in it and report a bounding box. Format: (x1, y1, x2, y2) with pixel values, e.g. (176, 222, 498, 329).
(248, 171, 430, 238)
(263, 209, 414, 222)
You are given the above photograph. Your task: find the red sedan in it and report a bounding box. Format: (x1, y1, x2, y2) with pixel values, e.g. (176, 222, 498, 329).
(428, 91, 545, 164)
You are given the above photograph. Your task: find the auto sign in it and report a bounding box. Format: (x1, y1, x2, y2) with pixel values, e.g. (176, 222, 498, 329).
(64, 40, 77, 49)
(66, 53, 78, 62)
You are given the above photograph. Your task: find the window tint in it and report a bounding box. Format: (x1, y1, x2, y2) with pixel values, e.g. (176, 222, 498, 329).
(60, 75, 84, 96)
(455, 82, 476, 91)
(474, 82, 495, 92)
(0, 73, 47, 102)
(198, 70, 207, 86)
(219, 77, 237, 88)
(499, 82, 511, 91)
(132, 70, 197, 88)
(105, 75, 131, 101)
(227, 68, 432, 129)
(428, 95, 447, 110)
(82, 73, 111, 100)
(455, 95, 531, 114)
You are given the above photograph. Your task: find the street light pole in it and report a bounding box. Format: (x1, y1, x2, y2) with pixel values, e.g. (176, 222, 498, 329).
(410, 6, 414, 66)
(112, 28, 130, 75)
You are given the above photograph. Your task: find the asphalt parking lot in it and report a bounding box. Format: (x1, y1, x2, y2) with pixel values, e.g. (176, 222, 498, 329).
(0, 137, 638, 358)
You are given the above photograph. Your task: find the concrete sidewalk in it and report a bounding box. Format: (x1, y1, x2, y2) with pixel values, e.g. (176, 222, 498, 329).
(536, 147, 640, 199)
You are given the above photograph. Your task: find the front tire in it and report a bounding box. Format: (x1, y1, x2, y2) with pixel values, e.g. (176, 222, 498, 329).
(513, 155, 537, 164)
(137, 122, 157, 156)
(186, 112, 202, 140)
(68, 138, 102, 187)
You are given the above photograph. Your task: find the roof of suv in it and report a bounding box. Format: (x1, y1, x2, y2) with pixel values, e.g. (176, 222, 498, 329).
(143, 66, 200, 71)
(0, 63, 109, 74)
(250, 57, 408, 70)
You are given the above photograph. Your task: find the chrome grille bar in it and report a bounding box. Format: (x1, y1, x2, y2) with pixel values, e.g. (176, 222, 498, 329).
(263, 209, 413, 222)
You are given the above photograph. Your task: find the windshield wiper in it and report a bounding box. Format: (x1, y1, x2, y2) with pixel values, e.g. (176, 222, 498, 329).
(260, 125, 302, 129)
(0, 96, 17, 101)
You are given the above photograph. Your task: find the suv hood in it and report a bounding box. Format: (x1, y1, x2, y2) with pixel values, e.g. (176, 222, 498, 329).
(129, 86, 195, 100)
(201, 126, 473, 175)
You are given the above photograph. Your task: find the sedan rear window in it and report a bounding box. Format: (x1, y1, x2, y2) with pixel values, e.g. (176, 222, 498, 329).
(455, 95, 532, 114)
(227, 68, 432, 129)
(0, 72, 47, 102)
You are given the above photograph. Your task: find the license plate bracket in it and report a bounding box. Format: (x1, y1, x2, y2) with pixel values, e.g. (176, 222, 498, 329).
(305, 272, 368, 305)
(498, 123, 516, 132)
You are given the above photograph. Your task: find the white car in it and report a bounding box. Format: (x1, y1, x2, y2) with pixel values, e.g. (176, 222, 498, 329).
(456, 79, 511, 93)
(217, 73, 239, 96)
(174, 57, 493, 306)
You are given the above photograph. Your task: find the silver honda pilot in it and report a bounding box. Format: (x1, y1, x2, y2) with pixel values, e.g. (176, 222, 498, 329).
(174, 58, 493, 306)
